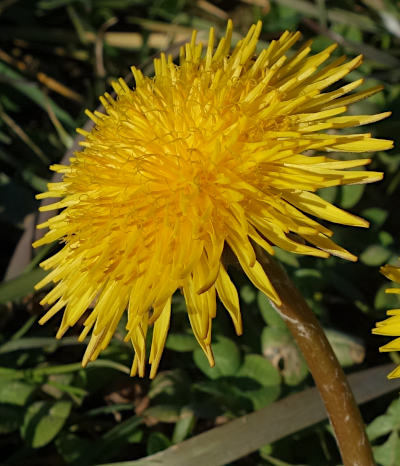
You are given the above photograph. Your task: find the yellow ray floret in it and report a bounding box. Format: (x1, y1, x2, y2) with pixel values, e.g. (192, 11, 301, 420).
(34, 20, 392, 378)
(373, 264, 400, 378)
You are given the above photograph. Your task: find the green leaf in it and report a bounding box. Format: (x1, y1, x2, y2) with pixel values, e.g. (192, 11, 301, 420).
(318, 185, 338, 203)
(374, 431, 400, 466)
(379, 231, 394, 247)
(147, 432, 171, 455)
(21, 170, 49, 193)
(172, 406, 195, 443)
(261, 327, 308, 386)
(0, 379, 36, 406)
(0, 61, 75, 127)
(259, 443, 273, 460)
(0, 268, 47, 304)
(21, 400, 72, 448)
(38, 0, 84, 10)
(375, 283, 400, 311)
(368, 399, 400, 441)
(360, 244, 391, 267)
(240, 284, 257, 304)
(165, 333, 198, 352)
(102, 415, 143, 443)
(257, 292, 286, 329)
(272, 247, 300, 267)
(55, 432, 94, 465)
(293, 269, 324, 297)
(85, 403, 135, 417)
(237, 354, 281, 410)
(148, 369, 191, 401)
(81, 415, 144, 463)
(362, 207, 388, 230)
(369, 415, 397, 443)
(334, 23, 363, 44)
(193, 336, 241, 379)
(340, 183, 365, 209)
(0, 336, 85, 354)
(0, 405, 24, 434)
(325, 329, 365, 368)
(144, 404, 180, 423)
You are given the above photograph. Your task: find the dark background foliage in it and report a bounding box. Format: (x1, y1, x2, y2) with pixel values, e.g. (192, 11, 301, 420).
(0, 0, 400, 464)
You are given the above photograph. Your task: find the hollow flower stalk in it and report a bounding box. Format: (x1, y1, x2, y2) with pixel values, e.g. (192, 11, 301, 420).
(373, 265, 400, 378)
(34, 21, 392, 378)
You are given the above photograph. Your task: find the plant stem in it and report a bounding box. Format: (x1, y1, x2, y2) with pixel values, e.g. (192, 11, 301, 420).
(257, 249, 375, 466)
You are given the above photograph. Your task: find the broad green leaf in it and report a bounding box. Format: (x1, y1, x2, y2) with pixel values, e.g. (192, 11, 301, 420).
(333, 23, 362, 44)
(144, 404, 180, 423)
(192, 378, 252, 414)
(273, 247, 300, 267)
(293, 269, 324, 297)
(0, 367, 24, 380)
(126, 430, 143, 443)
(240, 284, 257, 304)
(257, 292, 286, 329)
(172, 407, 195, 443)
(193, 336, 241, 379)
(238, 354, 281, 388)
(360, 244, 391, 267)
(0, 405, 24, 434)
(318, 185, 338, 203)
(147, 432, 171, 455)
(0, 379, 36, 406)
(375, 283, 400, 311)
(368, 414, 398, 443)
(340, 183, 365, 209)
(259, 443, 273, 460)
(325, 329, 365, 367)
(148, 369, 191, 400)
(374, 431, 400, 466)
(45, 373, 87, 399)
(261, 327, 308, 386)
(165, 333, 198, 352)
(263, 3, 301, 31)
(55, 433, 94, 465)
(21, 400, 72, 448)
(237, 354, 281, 410)
(379, 231, 394, 247)
(361, 207, 388, 230)
(368, 399, 400, 441)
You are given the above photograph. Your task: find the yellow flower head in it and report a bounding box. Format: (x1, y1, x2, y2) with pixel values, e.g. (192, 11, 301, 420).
(373, 265, 400, 378)
(34, 21, 392, 378)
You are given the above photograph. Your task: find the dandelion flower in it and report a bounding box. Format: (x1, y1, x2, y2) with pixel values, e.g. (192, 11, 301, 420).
(373, 264, 400, 378)
(34, 20, 392, 378)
